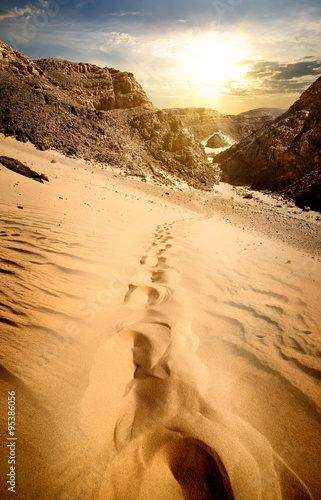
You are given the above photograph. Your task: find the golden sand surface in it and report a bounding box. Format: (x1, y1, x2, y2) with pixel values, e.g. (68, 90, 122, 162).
(0, 134, 320, 499)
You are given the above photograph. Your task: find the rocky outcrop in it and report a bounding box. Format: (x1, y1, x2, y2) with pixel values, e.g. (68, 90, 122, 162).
(35, 58, 154, 111)
(0, 40, 218, 189)
(0, 41, 153, 111)
(215, 76, 321, 210)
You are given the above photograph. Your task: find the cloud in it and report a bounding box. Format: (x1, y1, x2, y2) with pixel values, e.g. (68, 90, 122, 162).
(221, 59, 321, 97)
(102, 31, 137, 48)
(272, 60, 321, 80)
(75, 0, 97, 7)
(0, 6, 34, 22)
(110, 12, 141, 17)
(0, 1, 319, 113)
(245, 59, 321, 82)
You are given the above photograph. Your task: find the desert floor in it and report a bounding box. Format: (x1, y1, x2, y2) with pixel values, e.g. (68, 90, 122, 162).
(0, 134, 320, 500)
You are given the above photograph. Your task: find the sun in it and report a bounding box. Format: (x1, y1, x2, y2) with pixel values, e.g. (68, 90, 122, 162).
(180, 33, 249, 89)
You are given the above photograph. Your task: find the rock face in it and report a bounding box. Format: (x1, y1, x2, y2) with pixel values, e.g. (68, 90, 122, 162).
(164, 108, 284, 144)
(0, 40, 218, 189)
(216, 77, 321, 210)
(35, 58, 153, 111)
(129, 110, 218, 188)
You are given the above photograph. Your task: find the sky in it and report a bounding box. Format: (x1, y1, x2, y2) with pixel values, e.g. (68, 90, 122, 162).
(0, 0, 320, 114)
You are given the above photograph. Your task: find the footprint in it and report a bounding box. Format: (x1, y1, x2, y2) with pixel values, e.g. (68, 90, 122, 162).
(151, 268, 180, 284)
(167, 437, 234, 500)
(132, 333, 171, 379)
(157, 257, 167, 267)
(118, 322, 172, 378)
(131, 268, 154, 284)
(124, 284, 172, 309)
(117, 309, 171, 332)
(140, 255, 159, 267)
(151, 270, 166, 283)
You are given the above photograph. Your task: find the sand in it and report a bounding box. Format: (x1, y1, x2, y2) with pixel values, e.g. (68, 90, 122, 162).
(0, 133, 320, 500)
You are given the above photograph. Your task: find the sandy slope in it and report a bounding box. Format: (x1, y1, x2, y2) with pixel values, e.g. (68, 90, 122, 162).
(0, 134, 320, 500)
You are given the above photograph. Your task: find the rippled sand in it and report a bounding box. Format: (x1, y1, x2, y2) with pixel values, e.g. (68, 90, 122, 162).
(0, 134, 320, 499)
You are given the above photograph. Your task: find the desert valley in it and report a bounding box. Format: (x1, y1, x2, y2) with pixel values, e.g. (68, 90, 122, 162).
(0, 39, 321, 500)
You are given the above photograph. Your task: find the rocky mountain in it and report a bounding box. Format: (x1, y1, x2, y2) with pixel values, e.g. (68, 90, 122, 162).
(216, 77, 321, 210)
(0, 40, 218, 189)
(163, 107, 284, 145)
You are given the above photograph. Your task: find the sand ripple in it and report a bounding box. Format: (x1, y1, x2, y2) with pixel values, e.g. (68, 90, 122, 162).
(79, 221, 315, 499)
(1, 174, 319, 499)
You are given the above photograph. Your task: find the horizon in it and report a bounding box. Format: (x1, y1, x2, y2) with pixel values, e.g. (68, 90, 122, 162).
(0, 0, 320, 114)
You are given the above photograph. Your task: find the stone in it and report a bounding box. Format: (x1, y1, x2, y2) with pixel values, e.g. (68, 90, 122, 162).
(0, 156, 49, 182)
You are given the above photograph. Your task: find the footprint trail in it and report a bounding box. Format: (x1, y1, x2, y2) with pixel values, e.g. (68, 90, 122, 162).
(80, 220, 314, 500)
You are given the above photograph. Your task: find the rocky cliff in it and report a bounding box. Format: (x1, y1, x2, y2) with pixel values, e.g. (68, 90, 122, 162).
(0, 40, 218, 189)
(216, 77, 321, 210)
(34, 57, 154, 111)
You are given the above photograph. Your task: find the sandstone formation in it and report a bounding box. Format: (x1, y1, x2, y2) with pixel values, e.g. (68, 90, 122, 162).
(216, 77, 321, 210)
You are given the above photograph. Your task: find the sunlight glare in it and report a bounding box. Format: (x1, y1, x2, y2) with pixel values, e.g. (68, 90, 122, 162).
(180, 33, 249, 89)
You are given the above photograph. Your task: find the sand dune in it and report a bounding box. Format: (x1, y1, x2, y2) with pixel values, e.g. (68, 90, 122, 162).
(0, 134, 320, 499)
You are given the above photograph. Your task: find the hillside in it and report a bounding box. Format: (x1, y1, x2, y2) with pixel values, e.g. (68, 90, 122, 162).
(216, 77, 321, 210)
(0, 40, 218, 189)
